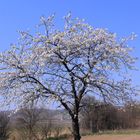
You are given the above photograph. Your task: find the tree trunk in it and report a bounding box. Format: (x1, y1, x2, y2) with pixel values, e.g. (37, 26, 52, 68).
(72, 116, 81, 140)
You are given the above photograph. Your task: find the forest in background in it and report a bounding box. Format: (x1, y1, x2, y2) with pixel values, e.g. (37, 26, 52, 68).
(1, 97, 140, 140)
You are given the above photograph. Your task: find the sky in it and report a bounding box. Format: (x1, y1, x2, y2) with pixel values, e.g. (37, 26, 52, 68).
(0, 0, 140, 86)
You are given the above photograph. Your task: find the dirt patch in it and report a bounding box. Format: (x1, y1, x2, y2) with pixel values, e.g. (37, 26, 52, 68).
(81, 135, 140, 140)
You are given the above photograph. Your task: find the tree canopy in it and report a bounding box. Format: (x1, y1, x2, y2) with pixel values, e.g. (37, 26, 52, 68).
(0, 14, 137, 140)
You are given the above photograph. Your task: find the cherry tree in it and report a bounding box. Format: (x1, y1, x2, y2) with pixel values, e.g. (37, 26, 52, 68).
(0, 14, 137, 140)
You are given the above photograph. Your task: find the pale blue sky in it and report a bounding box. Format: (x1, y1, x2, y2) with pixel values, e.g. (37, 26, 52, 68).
(0, 0, 140, 85)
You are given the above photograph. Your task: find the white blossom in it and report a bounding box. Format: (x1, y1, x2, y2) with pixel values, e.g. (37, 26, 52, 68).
(0, 14, 137, 111)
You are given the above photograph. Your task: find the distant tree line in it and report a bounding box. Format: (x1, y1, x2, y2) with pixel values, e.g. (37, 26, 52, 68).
(0, 99, 140, 140)
(0, 108, 68, 140)
(80, 96, 140, 133)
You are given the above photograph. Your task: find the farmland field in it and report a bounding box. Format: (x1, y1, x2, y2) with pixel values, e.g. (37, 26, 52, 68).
(78, 129, 140, 140)
(81, 135, 140, 140)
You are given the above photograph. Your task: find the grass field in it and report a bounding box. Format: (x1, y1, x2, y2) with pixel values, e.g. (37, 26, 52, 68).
(81, 135, 140, 140)
(80, 129, 140, 140)
(10, 129, 140, 140)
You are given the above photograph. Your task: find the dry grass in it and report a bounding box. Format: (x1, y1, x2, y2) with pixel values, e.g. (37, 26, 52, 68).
(9, 129, 140, 140)
(81, 135, 140, 140)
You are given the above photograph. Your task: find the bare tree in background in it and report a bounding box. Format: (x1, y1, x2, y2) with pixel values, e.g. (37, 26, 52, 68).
(0, 13, 137, 140)
(39, 109, 52, 140)
(80, 96, 98, 132)
(15, 108, 42, 140)
(81, 96, 118, 132)
(0, 112, 10, 140)
(40, 121, 52, 140)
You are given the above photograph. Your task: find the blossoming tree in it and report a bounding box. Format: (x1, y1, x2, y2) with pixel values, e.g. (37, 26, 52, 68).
(0, 14, 137, 140)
